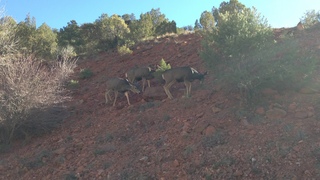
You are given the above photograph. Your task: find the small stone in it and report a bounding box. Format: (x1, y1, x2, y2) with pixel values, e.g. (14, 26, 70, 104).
(304, 170, 311, 176)
(212, 107, 221, 114)
(266, 108, 287, 119)
(79, 99, 84, 104)
(53, 147, 66, 155)
(288, 102, 298, 112)
(76, 166, 85, 173)
(97, 169, 104, 177)
(196, 112, 204, 118)
(173, 159, 179, 167)
(234, 170, 243, 176)
(307, 111, 314, 118)
(205, 126, 216, 136)
(255, 107, 265, 115)
(295, 111, 309, 119)
(240, 118, 250, 126)
(139, 156, 148, 161)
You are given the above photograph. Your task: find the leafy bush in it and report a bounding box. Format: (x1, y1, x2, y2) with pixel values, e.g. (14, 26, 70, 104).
(156, 58, 171, 72)
(151, 58, 171, 83)
(117, 45, 132, 55)
(204, 37, 317, 102)
(200, 3, 317, 103)
(201, 7, 273, 61)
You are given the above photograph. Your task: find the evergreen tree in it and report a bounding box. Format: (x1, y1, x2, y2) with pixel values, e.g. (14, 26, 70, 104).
(34, 23, 57, 59)
(200, 11, 216, 31)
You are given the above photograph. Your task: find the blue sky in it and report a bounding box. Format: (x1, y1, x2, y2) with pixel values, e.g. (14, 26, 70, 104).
(1, 0, 320, 29)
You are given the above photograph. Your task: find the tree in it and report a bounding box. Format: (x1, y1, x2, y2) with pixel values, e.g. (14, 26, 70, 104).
(57, 20, 82, 54)
(203, 7, 272, 59)
(122, 13, 136, 25)
(0, 16, 18, 56)
(79, 22, 99, 54)
(34, 23, 57, 59)
(155, 20, 177, 36)
(96, 14, 130, 50)
(147, 8, 166, 31)
(15, 14, 37, 55)
(201, 1, 277, 102)
(200, 11, 216, 31)
(300, 10, 320, 28)
(133, 8, 168, 38)
(194, 19, 202, 30)
(212, 0, 246, 26)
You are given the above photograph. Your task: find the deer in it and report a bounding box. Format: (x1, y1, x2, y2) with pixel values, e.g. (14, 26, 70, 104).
(125, 66, 155, 92)
(162, 66, 207, 99)
(105, 77, 141, 106)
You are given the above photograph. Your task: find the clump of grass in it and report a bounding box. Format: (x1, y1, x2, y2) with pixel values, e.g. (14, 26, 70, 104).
(183, 145, 195, 157)
(162, 114, 171, 121)
(79, 68, 93, 79)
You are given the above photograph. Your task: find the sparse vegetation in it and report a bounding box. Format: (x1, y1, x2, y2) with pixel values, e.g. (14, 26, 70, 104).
(68, 79, 79, 89)
(117, 45, 132, 55)
(79, 68, 93, 79)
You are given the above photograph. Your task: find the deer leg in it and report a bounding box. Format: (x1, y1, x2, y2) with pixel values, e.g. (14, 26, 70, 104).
(163, 81, 175, 99)
(113, 91, 119, 106)
(124, 91, 131, 105)
(142, 78, 146, 92)
(147, 80, 151, 87)
(184, 81, 192, 98)
(105, 90, 111, 104)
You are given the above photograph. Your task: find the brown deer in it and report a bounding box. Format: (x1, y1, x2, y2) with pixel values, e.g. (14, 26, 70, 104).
(125, 66, 155, 92)
(105, 78, 140, 106)
(162, 66, 207, 99)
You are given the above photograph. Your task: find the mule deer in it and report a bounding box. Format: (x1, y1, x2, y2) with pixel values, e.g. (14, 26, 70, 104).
(162, 66, 207, 99)
(125, 66, 155, 92)
(105, 78, 140, 106)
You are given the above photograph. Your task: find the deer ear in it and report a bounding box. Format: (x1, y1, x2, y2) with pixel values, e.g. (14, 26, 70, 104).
(203, 71, 208, 75)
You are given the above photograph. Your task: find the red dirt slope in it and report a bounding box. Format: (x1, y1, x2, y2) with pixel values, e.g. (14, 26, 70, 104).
(1, 28, 320, 179)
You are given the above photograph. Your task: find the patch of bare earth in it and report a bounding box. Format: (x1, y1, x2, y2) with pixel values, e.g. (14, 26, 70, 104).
(1, 28, 320, 179)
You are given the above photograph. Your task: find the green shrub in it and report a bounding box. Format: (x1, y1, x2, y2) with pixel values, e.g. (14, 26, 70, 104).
(200, 4, 318, 103)
(201, 7, 273, 62)
(117, 45, 132, 55)
(79, 68, 93, 79)
(152, 58, 171, 82)
(156, 58, 171, 72)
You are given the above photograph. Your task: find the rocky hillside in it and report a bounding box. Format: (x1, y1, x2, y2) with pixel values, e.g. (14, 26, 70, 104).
(1, 26, 320, 179)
